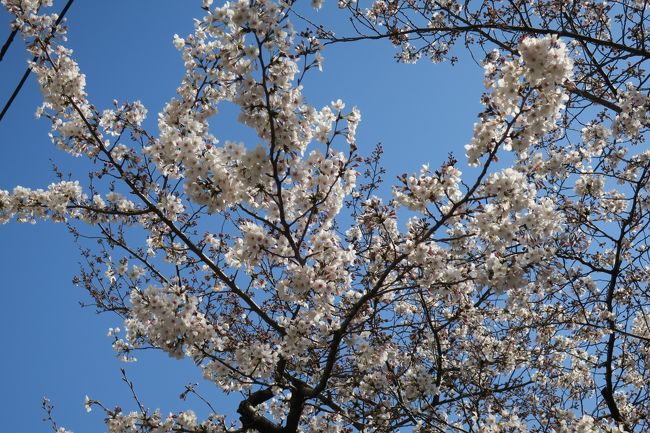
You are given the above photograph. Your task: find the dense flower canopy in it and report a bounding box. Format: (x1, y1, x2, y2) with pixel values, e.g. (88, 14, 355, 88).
(1, 0, 650, 433)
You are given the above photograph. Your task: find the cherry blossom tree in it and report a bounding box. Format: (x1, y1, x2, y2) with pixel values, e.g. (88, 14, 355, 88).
(1, 0, 649, 433)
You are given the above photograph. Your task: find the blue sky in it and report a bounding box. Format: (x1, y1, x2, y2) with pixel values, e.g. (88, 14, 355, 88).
(0, 1, 483, 431)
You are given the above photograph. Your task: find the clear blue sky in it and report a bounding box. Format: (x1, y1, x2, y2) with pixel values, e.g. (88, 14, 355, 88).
(0, 1, 483, 431)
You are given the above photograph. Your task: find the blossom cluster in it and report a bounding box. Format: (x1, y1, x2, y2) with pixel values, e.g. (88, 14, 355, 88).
(0, 181, 84, 223)
(466, 36, 573, 165)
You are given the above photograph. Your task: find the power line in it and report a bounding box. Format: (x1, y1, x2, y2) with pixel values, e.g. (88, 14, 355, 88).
(0, 0, 75, 123)
(0, 28, 18, 63)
